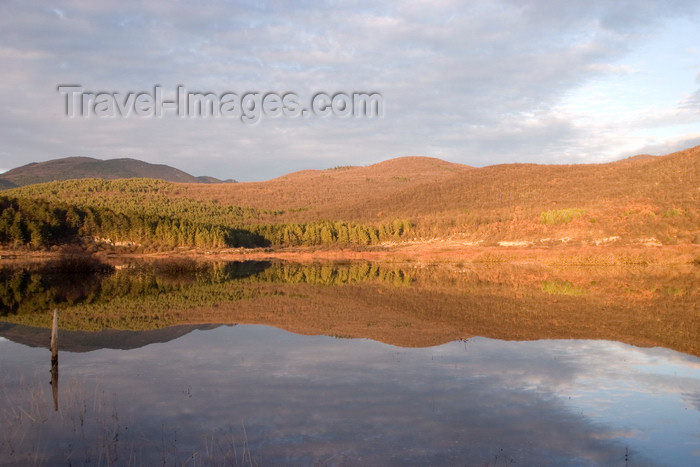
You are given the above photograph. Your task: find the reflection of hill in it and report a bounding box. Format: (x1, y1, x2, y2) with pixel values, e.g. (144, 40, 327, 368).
(0, 323, 223, 352)
(198, 263, 699, 356)
(0, 260, 698, 356)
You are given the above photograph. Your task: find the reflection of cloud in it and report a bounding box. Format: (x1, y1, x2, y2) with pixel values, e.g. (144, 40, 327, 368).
(3, 326, 700, 465)
(683, 391, 700, 411)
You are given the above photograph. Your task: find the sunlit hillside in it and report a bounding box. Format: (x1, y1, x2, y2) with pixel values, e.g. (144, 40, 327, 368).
(183, 156, 471, 210)
(1, 146, 698, 250)
(324, 145, 699, 245)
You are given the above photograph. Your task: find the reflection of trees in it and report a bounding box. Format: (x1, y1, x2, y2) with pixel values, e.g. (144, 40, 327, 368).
(0, 261, 415, 318)
(0, 261, 413, 328)
(1, 261, 698, 356)
(0, 269, 57, 316)
(247, 262, 413, 287)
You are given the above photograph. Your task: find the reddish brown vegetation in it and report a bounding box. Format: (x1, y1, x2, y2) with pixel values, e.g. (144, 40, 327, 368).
(159, 145, 700, 246)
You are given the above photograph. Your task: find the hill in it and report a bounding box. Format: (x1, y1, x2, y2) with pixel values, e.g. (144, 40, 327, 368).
(184, 147, 698, 246)
(0, 156, 235, 187)
(0, 146, 698, 250)
(0, 179, 16, 190)
(316, 145, 699, 243)
(183, 156, 471, 211)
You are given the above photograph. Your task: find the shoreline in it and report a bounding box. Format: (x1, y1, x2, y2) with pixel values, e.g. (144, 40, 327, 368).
(2, 243, 698, 266)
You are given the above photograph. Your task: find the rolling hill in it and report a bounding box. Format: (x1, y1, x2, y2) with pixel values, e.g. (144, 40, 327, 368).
(1, 146, 698, 250)
(0, 156, 235, 187)
(180, 146, 699, 246)
(316, 145, 699, 241)
(183, 156, 471, 211)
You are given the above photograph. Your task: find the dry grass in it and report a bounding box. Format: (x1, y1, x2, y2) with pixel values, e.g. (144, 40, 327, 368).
(2, 145, 698, 249)
(181, 155, 470, 213)
(130, 145, 700, 245)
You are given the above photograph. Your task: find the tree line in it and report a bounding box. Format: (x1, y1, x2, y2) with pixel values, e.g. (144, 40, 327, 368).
(0, 195, 412, 249)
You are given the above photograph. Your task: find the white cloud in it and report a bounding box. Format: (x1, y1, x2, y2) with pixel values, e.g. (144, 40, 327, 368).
(0, 0, 699, 180)
(681, 89, 700, 111)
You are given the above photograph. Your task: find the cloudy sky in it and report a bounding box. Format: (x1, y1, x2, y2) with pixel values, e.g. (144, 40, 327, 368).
(1, 0, 699, 181)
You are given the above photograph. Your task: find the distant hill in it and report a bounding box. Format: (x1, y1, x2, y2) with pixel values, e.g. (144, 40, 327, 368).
(0, 179, 16, 190)
(0, 156, 236, 187)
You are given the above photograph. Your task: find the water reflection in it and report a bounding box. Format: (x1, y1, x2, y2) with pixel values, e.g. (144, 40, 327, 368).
(50, 309, 58, 412)
(0, 259, 698, 356)
(1, 325, 698, 466)
(0, 260, 412, 317)
(49, 355, 58, 411)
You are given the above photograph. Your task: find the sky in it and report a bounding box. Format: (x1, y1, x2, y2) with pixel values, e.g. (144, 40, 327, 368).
(1, 0, 699, 181)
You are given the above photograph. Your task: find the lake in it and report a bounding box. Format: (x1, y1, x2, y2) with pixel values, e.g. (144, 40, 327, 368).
(1, 259, 698, 466)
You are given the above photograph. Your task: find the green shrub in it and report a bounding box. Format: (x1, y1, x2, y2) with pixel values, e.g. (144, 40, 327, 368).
(663, 208, 682, 218)
(540, 208, 587, 225)
(541, 279, 587, 296)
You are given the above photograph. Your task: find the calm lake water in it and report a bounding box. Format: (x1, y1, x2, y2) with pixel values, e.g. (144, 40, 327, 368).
(1, 259, 699, 466)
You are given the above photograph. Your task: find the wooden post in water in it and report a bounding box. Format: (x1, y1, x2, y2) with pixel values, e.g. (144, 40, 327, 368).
(50, 308, 58, 366)
(50, 308, 59, 411)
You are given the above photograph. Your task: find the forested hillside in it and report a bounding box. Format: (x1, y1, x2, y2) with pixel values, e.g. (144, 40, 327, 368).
(0, 184, 412, 250)
(1, 146, 698, 251)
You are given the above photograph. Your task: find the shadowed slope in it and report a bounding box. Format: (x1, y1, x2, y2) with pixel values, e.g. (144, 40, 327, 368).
(0, 156, 233, 186)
